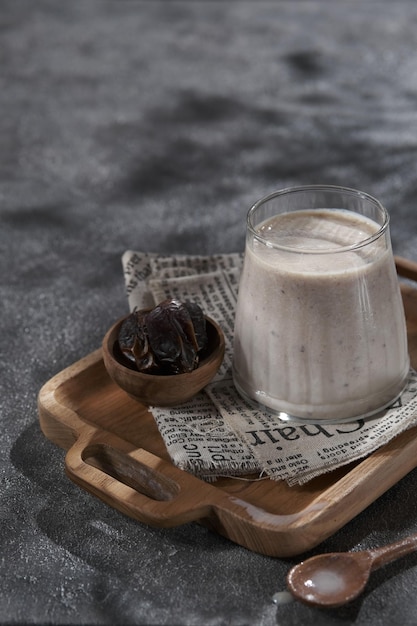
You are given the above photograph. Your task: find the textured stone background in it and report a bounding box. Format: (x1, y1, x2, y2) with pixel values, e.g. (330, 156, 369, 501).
(2, 2, 417, 625)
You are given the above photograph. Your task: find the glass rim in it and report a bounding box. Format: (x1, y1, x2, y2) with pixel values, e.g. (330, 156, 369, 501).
(247, 185, 390, 254)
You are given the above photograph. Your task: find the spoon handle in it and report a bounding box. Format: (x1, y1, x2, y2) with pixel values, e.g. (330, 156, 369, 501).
(369, 533, 417, 571)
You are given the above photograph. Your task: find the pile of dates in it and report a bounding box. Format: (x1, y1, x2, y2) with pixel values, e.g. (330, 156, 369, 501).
(118, 299, 208, 375)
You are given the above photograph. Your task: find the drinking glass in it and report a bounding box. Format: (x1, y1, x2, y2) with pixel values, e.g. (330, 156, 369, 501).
(232, 185, 409, 423)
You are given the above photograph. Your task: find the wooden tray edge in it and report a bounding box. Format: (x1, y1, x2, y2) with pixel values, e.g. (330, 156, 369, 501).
(38, 349, 103, 449)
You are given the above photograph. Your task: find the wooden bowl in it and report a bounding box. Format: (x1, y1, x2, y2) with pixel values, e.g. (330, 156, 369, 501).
(102, 314, 225, 407)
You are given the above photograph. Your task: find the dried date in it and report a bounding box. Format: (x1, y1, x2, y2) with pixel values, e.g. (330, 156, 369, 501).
(118, 299, 208, 375)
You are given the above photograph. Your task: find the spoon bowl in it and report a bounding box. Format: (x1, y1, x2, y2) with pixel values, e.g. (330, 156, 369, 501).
(287, 552, 372, 608)
(287, 532, 417, 608)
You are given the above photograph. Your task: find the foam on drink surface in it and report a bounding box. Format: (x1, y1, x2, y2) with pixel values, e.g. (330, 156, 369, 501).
(255, 209, 381, 272)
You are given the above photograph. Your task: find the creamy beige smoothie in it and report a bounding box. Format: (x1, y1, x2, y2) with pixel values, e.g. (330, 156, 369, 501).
(232, 209, 409, 421)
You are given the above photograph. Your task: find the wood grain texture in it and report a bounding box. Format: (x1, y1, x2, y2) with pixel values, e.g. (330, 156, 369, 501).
(38, 257, 417, 557)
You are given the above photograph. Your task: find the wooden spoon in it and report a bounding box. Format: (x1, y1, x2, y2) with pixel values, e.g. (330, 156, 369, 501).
(287, 533, 417, 608)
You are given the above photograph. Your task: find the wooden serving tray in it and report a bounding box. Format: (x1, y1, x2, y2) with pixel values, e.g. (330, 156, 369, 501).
(38, 257, 417, 558)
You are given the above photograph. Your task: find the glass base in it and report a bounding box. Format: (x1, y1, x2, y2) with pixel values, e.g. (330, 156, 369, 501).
(232, 367, 410, 425)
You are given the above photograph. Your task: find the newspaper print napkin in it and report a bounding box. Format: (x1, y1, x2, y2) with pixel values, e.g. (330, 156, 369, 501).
(122, 250, 417, 485)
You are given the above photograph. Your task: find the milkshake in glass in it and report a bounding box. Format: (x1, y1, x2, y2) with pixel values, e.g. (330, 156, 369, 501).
(232, 186, 409, 423)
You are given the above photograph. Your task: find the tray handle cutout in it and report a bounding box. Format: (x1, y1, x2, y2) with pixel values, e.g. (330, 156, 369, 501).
(81, 442, 180, 502)
(65, 428, 214, 528)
